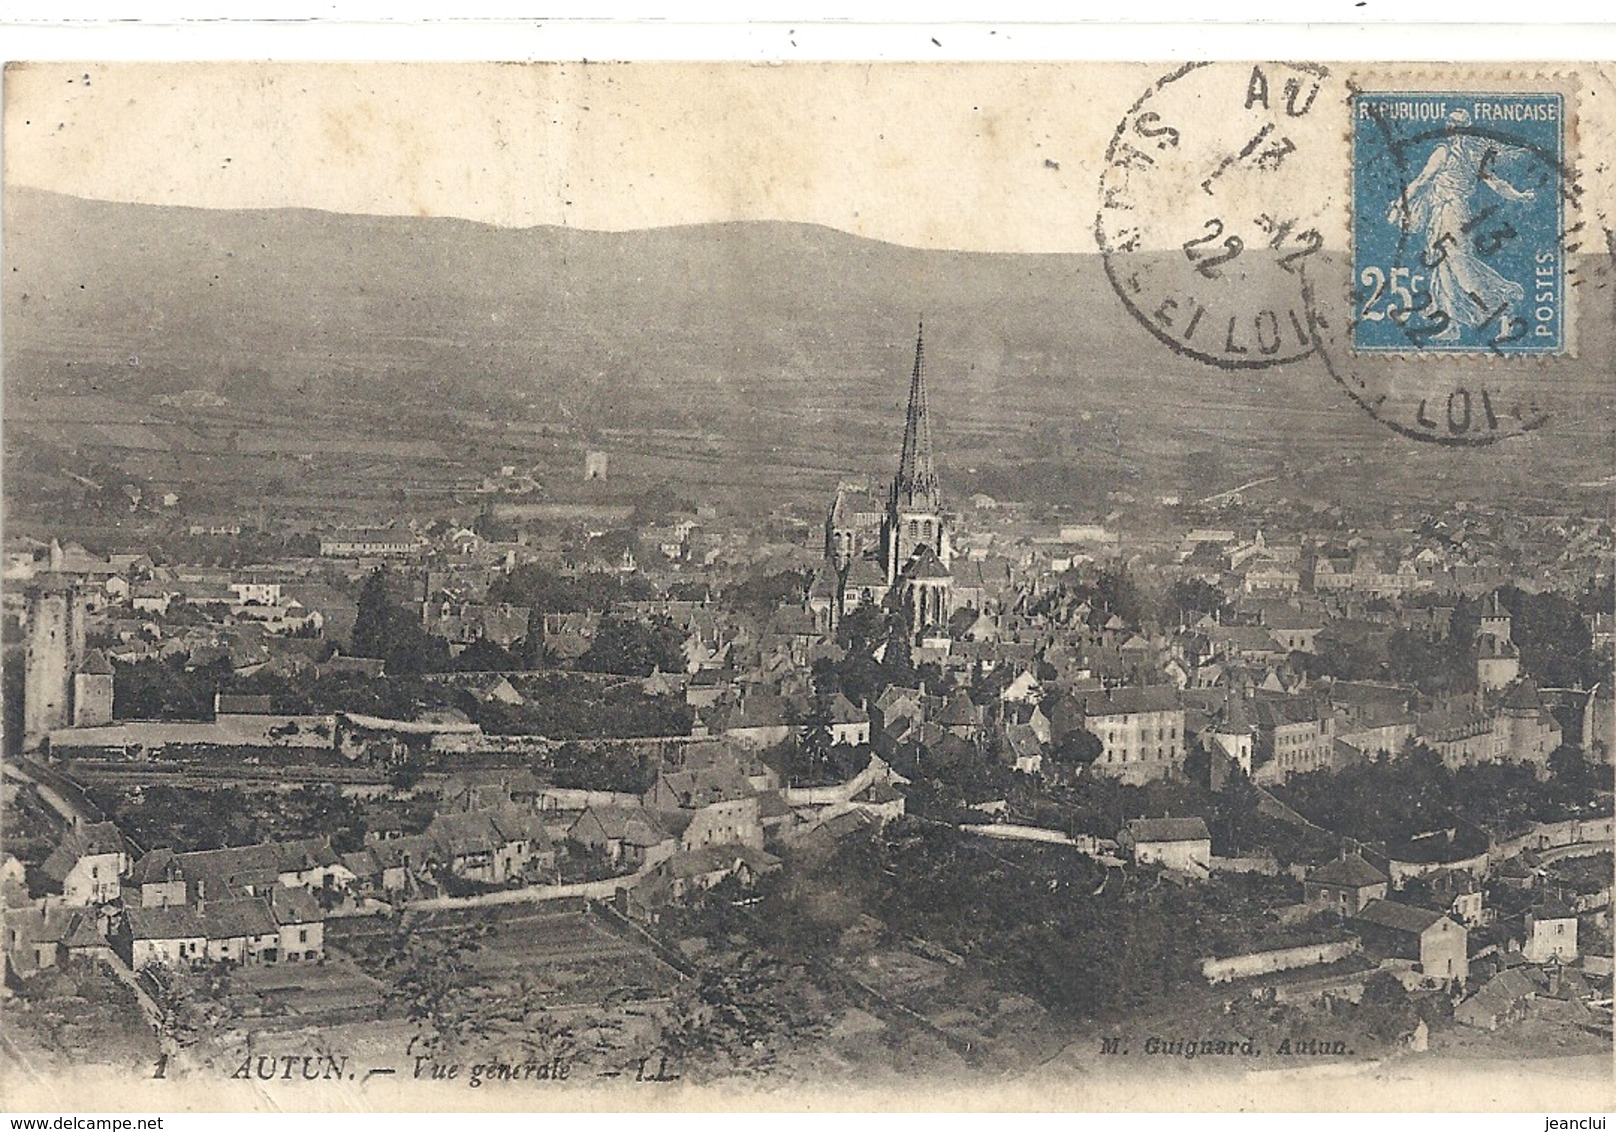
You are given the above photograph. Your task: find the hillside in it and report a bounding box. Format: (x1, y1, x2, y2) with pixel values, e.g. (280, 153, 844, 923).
(4, 187, 1613, 514)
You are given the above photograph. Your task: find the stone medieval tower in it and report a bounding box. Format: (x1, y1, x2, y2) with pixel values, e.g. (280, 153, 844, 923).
(1476, 590, 1521, 693)
(23, 575, 89, 749)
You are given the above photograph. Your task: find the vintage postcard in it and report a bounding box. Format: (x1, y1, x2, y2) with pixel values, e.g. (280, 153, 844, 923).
(1, 57, 1613, 1114)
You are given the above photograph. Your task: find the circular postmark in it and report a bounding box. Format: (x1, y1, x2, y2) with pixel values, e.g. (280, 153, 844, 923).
(1096, 62, 1333, 370)
(1299, 267, 1550, 447)
(1096, 64, 1583, 446)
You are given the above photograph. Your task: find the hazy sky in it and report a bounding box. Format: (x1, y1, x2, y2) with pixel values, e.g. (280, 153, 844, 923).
(0, 60, 1290, 253)
(6, 61, 1612, 253)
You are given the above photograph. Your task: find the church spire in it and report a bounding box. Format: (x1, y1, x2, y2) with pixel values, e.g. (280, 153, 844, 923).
(894, 320, 940, 511)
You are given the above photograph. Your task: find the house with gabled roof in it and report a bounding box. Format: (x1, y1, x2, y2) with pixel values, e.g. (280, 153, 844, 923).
(1119, 817, 1211, 876)
(661, 844, 781, 901)
(847, 778, 906, 822)
(1208, 624, 1288, 666)
(465, 673, 527, 707)
(197, 897, 280, 965)
(117, 905, 209, 970)
(685, 667, 732, 709)
(934, 688, 984, 739)
(1003, 722, 1046, 776)
(1257, 603, 1325, 653)
(631, 844, 782, 914)
(339, 847, 383, 896)
(713, 689, 792, 748)
(754, 789, 797, 838)
(266, 885, 325, 962)
(131, 837, 351, 904)
(1119, 633, 1153, 663)
(1454, 966, 1540, 1030)
(424, 809, 503, 880)
(130, 582, 175, 616)
(673, 794, 764, 855)
(570, 755, 756, 857)
(871, 684, 925, 744)
(1523, 900, 1578, 964)
(40, 821, 130, 905)
(641, 668, 683, 698)
(1304, 854, 1389, 916)
(363, 834, 443, 895)
(827, 692, 870, 746)
(1252, 694, 1337, 784)
(568, 805, 678, 870)
(1353, 898, 1468, 984)
(1410, 867, 1487, 928)
(1005, 698, 1053, 744)
(645, 760, 753, 810)
(5, 906, 109, 974)
(953, 607, 999, 643)
(425, 809, 550, 884)
(439, 768, 516, 811)
(1001, 670, 1041, 705)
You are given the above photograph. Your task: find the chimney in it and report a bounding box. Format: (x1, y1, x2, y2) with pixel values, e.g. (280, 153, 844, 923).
(195, 877, 206, 913)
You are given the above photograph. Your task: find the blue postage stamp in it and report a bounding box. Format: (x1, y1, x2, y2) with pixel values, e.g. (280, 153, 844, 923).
(1352, 90, 1565, 355)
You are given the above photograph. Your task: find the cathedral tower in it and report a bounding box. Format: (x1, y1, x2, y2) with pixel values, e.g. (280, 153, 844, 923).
(817, 322, 958, 639)
(885, 322, 951, 586)
(882, 322, 953, 635)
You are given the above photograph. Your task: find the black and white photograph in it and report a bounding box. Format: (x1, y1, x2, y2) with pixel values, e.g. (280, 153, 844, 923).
(1, 48, 1613, 1114)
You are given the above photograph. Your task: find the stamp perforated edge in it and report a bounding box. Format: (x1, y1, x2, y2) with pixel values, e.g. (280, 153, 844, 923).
(1339, 66, 1584, 363)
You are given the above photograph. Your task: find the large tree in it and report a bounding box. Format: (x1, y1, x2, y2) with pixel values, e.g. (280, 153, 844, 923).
(835, 604, 887, 654)
(1162, 578, 1229, 625)
(1046, 728, 1103, 785)
(1209, 765, 1263, 854)
(351, 569, 450, 676)
(112, 655, 224, 721)
(452, 637, 519, 672)
(798, 690, 835, 780)
(351, 569, 398, 660)
(1502, 587, 1600, 688)
(577, 615, 684, 677)
(488, 562, 649, 614)
(725, 569, 807, 618)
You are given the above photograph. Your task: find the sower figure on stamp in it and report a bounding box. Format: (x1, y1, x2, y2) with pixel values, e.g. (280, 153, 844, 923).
(1387, 108, 1536, 341)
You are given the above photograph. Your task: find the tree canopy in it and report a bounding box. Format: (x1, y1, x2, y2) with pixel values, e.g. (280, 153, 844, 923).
(352, 569, 450, 676)
(577, 615, 684, 677)
(488, 563, 650, 614)
(1498, 586, 1602, 688)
